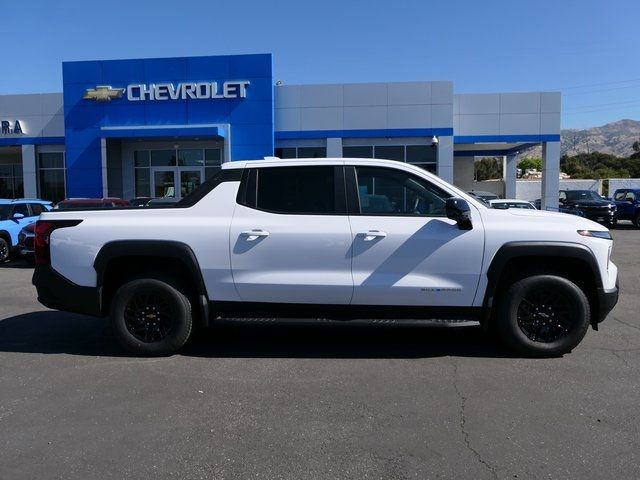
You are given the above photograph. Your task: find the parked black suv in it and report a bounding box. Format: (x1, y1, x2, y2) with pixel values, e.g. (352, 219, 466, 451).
(559, 190, 617, 227)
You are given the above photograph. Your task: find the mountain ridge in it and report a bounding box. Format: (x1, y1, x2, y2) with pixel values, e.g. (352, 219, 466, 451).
(522, 119, 640, 158)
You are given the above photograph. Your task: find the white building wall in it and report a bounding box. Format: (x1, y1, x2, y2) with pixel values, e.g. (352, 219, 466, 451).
(608, 179, 640, 193)
(454, 92, 560, 137)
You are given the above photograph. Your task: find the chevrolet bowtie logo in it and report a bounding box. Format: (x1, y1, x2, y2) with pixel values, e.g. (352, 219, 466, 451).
(83, 85, 125, 102)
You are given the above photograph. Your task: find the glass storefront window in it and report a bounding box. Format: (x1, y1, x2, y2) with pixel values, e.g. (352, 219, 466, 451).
(375, 146, 404, 161)
(134, 168, 150, 197)
(343, 146, 373, 158)
(150, 150, 177, 167)
(134, 151, 150, 167)
(297, 147, 326, 158)
(178, 149, 204, 167)
(406, 145, 437, 164)
(274, 147, 296, 159)
(38, 152, 65, 202)
(204, 148, 222, 179)
(205, 149, 222, 165)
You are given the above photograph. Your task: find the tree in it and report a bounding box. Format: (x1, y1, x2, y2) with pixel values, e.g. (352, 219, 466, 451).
(474, 157, 503, 181)
(518, 157, 542, 171)
(631, 139, 640, 159)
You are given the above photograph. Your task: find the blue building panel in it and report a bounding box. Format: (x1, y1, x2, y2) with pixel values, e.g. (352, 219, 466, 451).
(63, 53, 274, 197)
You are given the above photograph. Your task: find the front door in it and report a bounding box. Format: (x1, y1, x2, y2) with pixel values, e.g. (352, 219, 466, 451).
(151, 168, 203, 199)
(230, 165, 353, 304)
(347, 165, 484, 307)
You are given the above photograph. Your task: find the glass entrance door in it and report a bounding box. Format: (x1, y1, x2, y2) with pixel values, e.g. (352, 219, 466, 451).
(151, 167, 204, 199)
(180, 169, 203, 197)
(152, 169, 176, 198)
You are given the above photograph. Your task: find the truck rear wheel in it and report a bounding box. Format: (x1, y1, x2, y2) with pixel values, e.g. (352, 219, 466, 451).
(496, 275, 590, 357)
(111, 277, 193, 356)
(634, 212, 640, 228)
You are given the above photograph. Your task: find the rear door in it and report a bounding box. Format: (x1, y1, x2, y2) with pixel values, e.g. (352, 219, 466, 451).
(346, 165, 484, 307)
(230, 164, 354, 304)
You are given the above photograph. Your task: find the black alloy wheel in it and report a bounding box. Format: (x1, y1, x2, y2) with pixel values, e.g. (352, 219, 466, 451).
(111, 277, 193, 356)
(496, 275, 590, 357)
(516, 286, 575, 343)
(123, 289, 176, 343)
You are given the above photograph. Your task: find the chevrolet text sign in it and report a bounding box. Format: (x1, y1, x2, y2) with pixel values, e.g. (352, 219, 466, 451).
(84, 81, 250, 102)
(127, 81, 250, 101)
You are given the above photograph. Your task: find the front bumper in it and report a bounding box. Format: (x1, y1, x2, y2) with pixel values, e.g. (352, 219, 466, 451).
(595, 278, 619, 325)
(581, 209, 616, 224)
(32, 265, 103, 317)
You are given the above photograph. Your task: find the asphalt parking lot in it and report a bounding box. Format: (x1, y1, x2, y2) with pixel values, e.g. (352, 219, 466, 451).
(1, 227, 639, 480)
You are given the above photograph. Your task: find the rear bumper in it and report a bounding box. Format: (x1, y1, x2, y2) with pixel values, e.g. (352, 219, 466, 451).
(32, 265, 103, 317)
(595, 278, 619, 324)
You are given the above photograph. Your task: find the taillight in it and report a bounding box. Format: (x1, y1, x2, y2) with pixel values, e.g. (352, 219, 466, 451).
(34, 220, 82, 265)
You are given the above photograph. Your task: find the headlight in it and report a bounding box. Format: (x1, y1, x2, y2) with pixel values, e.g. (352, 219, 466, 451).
(577, 230, 612, 240)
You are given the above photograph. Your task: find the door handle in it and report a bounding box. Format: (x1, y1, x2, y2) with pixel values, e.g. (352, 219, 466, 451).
(360, 230, 387, 241)
(241, 229, 270, 241)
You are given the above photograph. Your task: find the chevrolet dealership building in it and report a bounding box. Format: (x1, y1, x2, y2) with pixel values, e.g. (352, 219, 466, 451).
(0, 53, 562, 207)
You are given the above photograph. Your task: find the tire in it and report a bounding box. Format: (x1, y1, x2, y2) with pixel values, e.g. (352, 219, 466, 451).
(495, 275, 590, 357)
(0, 238, 9, 263)
(110, 277, 193, 356)
(634, 212, 640, 228)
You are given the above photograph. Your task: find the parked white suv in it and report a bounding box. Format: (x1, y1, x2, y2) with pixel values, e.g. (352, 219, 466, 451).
(32, 158, 619, 357)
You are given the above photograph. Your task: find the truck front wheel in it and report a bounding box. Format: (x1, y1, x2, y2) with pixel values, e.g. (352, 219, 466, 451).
(496, 275, 590, 357)
(111, 277, 193, 356)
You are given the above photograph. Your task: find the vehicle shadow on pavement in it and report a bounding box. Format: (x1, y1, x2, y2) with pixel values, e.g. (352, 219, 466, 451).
(0, 310, 516, 359)
(0, 260, 34, 269)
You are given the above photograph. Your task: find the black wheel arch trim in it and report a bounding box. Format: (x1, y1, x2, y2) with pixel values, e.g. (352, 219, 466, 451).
(483, 241, 604, 316)
(94, 240, 209, 317)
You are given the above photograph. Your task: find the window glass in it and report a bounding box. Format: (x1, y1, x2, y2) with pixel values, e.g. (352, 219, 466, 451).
(355, 166, 450, 216)
(205, 149, 222, 166)
(205, 167, 220, 180)
(30, 204, 44, 215)
(256, 166, 335, 214)
(150, 150, 177, 167)
(12, 204, 29, 217)
(406, 145, 437, 164)
(38, 152, 64, 169)
(135, 168, 151, 197)
(614, 191, 626, 201)
(177, 149, 204, 167)
(38, 169, 65, 203)
(625, 192, 636, 201)
(343, 146, 373, 158)
(297, 147, 326, 158)
(134, 151, 150, 167)
(374, 146, 404, 161)
(274, 148, 296, 159)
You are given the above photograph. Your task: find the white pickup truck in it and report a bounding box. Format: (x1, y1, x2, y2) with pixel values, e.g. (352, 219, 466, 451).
(32, 158, 618, 356)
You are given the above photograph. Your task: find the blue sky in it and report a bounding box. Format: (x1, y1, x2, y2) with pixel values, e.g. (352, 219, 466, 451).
(1, 0, 638, 129)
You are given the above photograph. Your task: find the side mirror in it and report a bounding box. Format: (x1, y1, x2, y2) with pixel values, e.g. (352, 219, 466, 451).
(12, 213, 24, 220)
(446, 198, 473, 230)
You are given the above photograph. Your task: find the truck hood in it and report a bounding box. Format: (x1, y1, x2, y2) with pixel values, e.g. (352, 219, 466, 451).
(504, 207, 608, 231)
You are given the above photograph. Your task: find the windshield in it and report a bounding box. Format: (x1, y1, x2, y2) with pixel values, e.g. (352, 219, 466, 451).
(0, 205, 11, 220)
(565, 190, 602, 201)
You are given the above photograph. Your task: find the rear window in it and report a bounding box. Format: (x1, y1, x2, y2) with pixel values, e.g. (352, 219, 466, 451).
(253, 166, 335, 214)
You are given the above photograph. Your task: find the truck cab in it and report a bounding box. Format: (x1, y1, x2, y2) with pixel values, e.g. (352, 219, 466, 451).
(612, 189, 640, 227)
